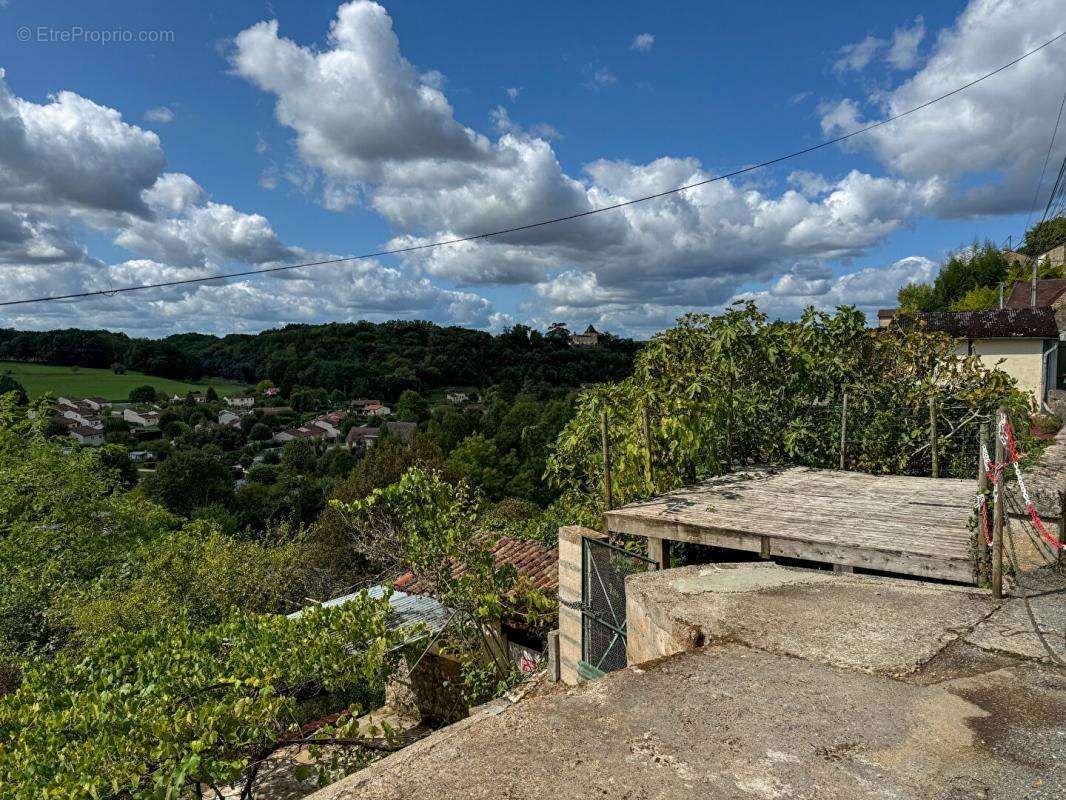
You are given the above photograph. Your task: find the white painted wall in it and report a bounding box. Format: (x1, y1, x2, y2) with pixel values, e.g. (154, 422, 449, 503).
(957, 338, 1050, 406)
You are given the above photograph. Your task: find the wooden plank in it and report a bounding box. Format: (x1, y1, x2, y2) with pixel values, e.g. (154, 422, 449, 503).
(611, 505, 969, 555)
(605, 465, 977, 584)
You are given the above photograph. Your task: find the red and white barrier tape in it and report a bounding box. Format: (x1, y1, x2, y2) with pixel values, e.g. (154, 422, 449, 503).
(982, 414, 1066, 552)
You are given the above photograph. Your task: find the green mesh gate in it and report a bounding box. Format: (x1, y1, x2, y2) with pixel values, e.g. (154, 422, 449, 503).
(579, 537, 658, 676)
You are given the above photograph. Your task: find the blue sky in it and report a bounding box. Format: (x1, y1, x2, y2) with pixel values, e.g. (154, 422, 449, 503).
(0, 0, 1062, 337)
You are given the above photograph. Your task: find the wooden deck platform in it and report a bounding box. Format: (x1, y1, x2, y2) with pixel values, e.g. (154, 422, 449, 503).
(605, 467, 978, 583)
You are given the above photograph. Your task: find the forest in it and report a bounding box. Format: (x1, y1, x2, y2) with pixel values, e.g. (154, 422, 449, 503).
(0, 320, 641, 396)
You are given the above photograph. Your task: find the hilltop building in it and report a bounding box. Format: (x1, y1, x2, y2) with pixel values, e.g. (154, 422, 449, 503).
(569, 324, 601, 347)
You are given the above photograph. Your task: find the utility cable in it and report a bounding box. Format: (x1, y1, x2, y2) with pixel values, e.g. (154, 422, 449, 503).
(2, 30, 1065, 309)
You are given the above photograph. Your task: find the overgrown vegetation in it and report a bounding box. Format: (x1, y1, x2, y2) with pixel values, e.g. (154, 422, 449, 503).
(547, 304, 1030, 515)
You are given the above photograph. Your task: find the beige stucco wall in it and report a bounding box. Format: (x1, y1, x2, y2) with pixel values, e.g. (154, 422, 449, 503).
(557, 525, 603, 685)
(957, 338, 1048, 405)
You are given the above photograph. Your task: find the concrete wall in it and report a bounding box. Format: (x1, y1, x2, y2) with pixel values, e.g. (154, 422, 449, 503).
(958, 338, 1048, 405)
(557, 525, 603, 685)
(625, 577, 703, 666)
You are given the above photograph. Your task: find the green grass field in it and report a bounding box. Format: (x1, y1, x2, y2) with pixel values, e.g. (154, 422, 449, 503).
(0, 361, 245, 402)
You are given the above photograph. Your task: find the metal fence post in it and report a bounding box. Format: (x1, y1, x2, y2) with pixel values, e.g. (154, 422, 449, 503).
(929, 395, 939, 478)
(992, 408, 1005, 600)
(839, 391, 848, 471)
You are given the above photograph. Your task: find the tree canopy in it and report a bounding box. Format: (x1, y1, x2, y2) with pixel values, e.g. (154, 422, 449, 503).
(0, 602, 400, 799)
(0, 319, 640, 396)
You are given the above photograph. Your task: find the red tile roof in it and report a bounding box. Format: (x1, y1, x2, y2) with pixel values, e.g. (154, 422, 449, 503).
(394, 536, 558, 598)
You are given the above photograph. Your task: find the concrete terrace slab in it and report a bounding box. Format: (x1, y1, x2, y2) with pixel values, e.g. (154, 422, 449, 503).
(625, 563, 998, 675)
(308, 644, 1065, 800)
(966, 567, 1066, 664)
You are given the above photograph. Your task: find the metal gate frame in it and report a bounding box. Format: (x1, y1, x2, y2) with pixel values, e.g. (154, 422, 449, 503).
(579, 536, 657, 677)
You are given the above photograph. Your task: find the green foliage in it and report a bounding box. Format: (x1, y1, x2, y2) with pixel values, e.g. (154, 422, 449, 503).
(98, 443, 138, 487)
(319, 446, 357, 478)
(1020, 217, 1066, 258)
(898, 241, 1011, 312)
(446, 434, 517, 501)
(142, 449, 234, 516)
(0, 375, 27, 405)
(249, 421, 273, 441)
(0, 396, 180, 654)
(949, 285, 1000, 311)
(897, 282, 938, 312)
(280, 438, 318, 473)
(547, 303, 1030, 512)
(0, 319, 639, 398)
(395, 389, 429, 422)
(128, 384, 159, 403)
(0, 602, 400, 799)
(54, 524, 337, 644)
(332, 469, 551, 703)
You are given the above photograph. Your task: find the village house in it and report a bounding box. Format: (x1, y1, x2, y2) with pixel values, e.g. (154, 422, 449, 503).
(346, 421, 416, 454)
(310, 410, 348, 438)
(68, 425, 104, 447)
(273, 416, 344, 443)
(1003, 242, 1066, 269)
(253, 405, 292, 417)
(363, 401, 391, 417)
(445, 390, 469, 404)
(67, 396, 109, 411)
(880, 278, 1066, 411)
(393, 535, 558, 673)
(224, 395, 255, 408)
(122, 408, 161, 427)
(922, 307, 1063, 411)
(218, 409, 242, 427)
(58, 407, 101, 429)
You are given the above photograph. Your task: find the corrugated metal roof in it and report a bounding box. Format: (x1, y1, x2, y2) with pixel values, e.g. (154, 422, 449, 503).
(287, 585, 452, 636)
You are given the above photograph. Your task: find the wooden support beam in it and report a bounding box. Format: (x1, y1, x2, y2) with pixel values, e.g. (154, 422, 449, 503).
(1059, 477, 1065, 568)
(839, 391, 848, 471)
(992, 408, 1005, 600)
(977, 423, 989, 585)
(647, 537, 670, 570)
(600, 411, 613, 538)
(929, 395, 939, 479)
(641, 406, 654, 492)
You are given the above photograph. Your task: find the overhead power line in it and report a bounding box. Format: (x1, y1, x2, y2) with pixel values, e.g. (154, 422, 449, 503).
(3, 30, 1065, 309)
(1022, 81, 1066, 238)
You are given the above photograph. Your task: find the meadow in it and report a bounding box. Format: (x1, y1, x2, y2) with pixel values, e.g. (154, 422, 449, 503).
(0, 361, 245, 401)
